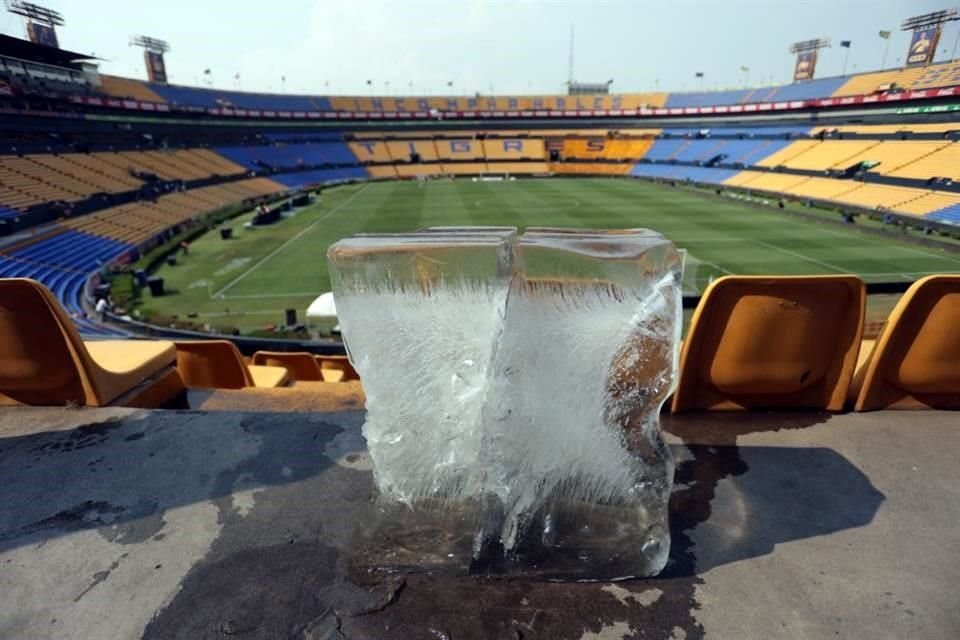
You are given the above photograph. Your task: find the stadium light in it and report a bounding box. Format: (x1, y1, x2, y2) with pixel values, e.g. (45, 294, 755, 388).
(901, 9, 959, 31)
(789, 38, 831, 54)
(5, 0, 64, 26)
(129, 35, 170, 54)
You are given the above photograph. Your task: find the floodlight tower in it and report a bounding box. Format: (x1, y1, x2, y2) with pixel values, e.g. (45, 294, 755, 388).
(5, 0, 64, 48)
(901, 9, 959, 67)
(789, 38, 831, 81)
(131, 35, 171, 84)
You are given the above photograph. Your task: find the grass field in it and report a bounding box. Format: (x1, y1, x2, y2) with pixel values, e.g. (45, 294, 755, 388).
(146, 178, 960, 333)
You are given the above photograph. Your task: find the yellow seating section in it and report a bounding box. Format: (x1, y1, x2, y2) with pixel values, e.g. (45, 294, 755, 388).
(831, 68, 927, 97)
(853, 275, 960, 410)
(0, 148, 254, 212)
(831, 183, 930, 210)
(781, 177, 862, 200)
(348, 141, 393, 163)
(0, 278, 182, 407)
(366, 165, 398, 178)
(59, 178, 285, 245)
(723, 171, 810, 192)
(482, 138, 545, 160)
(835, 141, 949, 174)
(98, 75, 168, 103)
(754, 140, 820, 167)
(672, 275, 865, 412)
(558, 138, 653, 160)
(386, 140, 440, 162)
(911, 60, 960, 90)
(893, 190, 960, 215)
(775, 141, 881, 171)
(888, 144, 960, 181)
(434, 139, 485, 160)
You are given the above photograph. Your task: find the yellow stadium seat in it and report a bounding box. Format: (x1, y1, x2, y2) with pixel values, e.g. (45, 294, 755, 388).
(672, 275, 865, 412)
(0, 279, 182, 407)
(252, 351, 323, 382)
(853, 275, 960, 410)
(315, 355, 360, 382)
(175, 340, 290, 389)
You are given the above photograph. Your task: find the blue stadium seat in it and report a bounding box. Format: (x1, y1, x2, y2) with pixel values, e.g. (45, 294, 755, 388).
(216, 142, 360, 171)
(763, 77, 849, 102)
(146, 83, 332, 111)
(926, 202, 960, 224)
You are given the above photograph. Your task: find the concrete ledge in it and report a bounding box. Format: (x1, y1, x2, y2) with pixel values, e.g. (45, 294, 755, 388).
(1, 406, 957, 639)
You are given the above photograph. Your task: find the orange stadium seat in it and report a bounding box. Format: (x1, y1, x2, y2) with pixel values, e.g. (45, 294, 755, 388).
(0, 279, 182, 407)
(175, 340, 290, 389)
(252, 351, 324, 382)
(315, 355, 360, 382)
(853, 275, 960, 410)
(672, 275, 865, 412)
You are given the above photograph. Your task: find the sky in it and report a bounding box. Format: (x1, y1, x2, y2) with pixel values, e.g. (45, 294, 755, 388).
(0, 0, 954, 96)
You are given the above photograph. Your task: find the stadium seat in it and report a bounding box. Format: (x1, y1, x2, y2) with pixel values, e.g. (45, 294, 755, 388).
(315, 355, 360, 382)
(175, 340, 290, 389)
(672, 275, 865, 412)
(252, 351, 323, 382)
(0, 278, 181, 407)
(853, 275, 960, 411)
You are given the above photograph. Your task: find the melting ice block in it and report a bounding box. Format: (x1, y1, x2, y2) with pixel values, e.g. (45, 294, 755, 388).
(328, 227, 682, 578)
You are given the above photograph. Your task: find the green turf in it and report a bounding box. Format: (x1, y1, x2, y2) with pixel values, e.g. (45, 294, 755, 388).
(145, 178, 960, 333)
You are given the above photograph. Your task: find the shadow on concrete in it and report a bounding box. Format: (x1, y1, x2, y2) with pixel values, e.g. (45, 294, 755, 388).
(661, 412, 886, 577)
(0, 409, 367, 554)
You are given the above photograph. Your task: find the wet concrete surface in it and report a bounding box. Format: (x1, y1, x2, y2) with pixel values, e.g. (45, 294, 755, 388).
(0, 406, 958, 639)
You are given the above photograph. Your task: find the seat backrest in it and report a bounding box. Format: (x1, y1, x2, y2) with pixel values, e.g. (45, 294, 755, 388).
(672, 275, 865, 412)
(0, 278, 100, 406)
(174, 340, 253, 389)
(316, 355, 360, 382)
(855, 275, 960, 410)
(252, 351, 323, 382)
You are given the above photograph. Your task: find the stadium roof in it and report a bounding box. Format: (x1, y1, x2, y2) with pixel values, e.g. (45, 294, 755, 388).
(0, 34, 95, 67)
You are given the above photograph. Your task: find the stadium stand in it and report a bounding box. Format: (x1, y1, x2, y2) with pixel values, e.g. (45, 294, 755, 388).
(672, 275, 865, 412)
(853, 275, 960, 410)
(386, 140, 441, 162)
(215, 142, 360, 171)
(349, 140, 393, 163)
(98, 74, 167, 102)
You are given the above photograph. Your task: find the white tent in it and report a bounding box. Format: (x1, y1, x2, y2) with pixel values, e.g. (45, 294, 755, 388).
(306, 291, 337, 318)
(306, 292, 338, 334)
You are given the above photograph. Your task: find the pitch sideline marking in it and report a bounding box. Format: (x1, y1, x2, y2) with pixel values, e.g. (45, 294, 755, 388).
(211, 184, 370, 299)
(796, 222, 960, 266)
(746, 238, 849, 273)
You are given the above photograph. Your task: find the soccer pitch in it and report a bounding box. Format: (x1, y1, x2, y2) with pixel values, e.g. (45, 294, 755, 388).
(146, 178, 960, 333)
